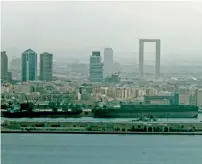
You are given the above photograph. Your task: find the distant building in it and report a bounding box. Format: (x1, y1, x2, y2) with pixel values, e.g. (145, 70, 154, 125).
(21, 49, 37, 82)
(40, 52, 53, 81)
(10, 57, 21, 71)
(176, 89, 190, 105)
(7, 72, 12, 83)
(196, 89, 202, 109)
(9, 57, 21, 79)
(173, 89, 201, 106)
(105, 73, 120, 83)
(92, 86, 139, 100)
(1, 83, 13, 94)
(189, 90, 197, 106)
(173, 93, 179, 105)
(14, 84, 32, 93)
(144, 95, 173, 105)
(89, 51, 103, 82)
(67, 63, 88, 76)
(1, 51, 8, 81)
(30, 85, 44, 93)
(145, 88, 157, 96)
(78, 86, 92, 101)
(113, 62, 122, 72)
(104, 48, 114, 76)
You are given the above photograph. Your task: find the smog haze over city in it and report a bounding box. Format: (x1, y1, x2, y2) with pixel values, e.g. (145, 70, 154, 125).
(1, 1, 202, 64)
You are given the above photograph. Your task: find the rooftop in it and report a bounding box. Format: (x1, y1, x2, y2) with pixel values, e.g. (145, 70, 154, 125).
(92, 51, 100, 57)
(22, 49, 36, 54)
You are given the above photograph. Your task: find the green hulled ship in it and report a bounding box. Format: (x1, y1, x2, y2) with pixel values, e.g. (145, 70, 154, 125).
(92, 102, 198, 118)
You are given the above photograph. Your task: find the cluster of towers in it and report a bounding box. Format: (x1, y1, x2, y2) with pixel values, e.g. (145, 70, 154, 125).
(89, 38, 161, 83)
(89, 48, 114, 83)
(2, 38, 161, 83)
(21, 49, 53, 82)
(1, 49, 53, 83)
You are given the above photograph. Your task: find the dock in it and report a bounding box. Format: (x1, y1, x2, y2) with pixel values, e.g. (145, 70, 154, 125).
(2, 120, 202, 135)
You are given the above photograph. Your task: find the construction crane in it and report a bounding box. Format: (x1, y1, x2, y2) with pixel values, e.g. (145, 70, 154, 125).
(20, 95, 41, 112)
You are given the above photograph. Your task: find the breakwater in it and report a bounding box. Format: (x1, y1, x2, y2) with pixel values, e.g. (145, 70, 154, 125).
(2, 120, 202, 134)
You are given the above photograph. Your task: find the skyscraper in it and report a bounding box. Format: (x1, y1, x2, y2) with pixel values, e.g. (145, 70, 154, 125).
(104, 48, 114, 76)
(21, 49, 37, 82)
(40, 52, 53, 81)
(1, 51, 8, 81)
(89, 51, 103, 82)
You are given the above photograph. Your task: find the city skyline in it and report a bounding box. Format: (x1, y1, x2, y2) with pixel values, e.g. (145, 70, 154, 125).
(2, 1, 202, 161)
(1, 1, 202, 61)
(3, 47, 202, 66)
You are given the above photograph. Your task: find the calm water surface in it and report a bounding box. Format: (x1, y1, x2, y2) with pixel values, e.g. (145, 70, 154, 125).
(2, 134, 202, 164)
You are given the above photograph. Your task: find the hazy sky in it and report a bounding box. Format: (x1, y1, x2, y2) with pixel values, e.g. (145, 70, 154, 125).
(1, 1, 202, 62)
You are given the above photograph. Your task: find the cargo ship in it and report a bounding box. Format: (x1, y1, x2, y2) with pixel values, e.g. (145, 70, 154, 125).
(1, 110, 83, 118)
(1, 102, 83, 118)
(92, 102, 198, 118)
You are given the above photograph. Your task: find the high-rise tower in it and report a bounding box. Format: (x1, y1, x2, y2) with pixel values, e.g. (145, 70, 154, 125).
(89, 51, 103, 82)
(21, 49, 37, 82)
(1, 51, 8, 81)
(104, 48, 114, 76)
(40, 52, 53, 81)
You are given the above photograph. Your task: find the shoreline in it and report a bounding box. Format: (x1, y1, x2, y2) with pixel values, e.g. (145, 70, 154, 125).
(2, 130, 202, 135)
(2, 120, 202, 135)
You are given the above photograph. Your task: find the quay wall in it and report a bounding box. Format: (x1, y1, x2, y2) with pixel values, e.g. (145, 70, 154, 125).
(2, 120, 202, 133)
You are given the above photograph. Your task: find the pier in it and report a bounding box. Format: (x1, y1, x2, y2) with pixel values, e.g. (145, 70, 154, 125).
(2, 120, 202, 135)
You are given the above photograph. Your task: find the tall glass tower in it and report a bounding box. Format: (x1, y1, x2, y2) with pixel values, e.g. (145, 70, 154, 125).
(1, 51, 8, 81)
(89, 51, 103, 82)
(21, 49, 37, 82)
(40, 52, 53, 81)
